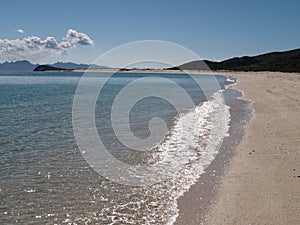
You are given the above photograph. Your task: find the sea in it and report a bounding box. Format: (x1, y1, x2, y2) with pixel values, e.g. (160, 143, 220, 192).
(0, 71, 232, 224)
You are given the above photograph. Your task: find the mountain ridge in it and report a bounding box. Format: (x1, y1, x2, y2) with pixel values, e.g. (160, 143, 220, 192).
(0, 60, 38, 71)
(1, 48, 299, 72)
(169, 48, 300, 72)
(0, 61, 110, 71)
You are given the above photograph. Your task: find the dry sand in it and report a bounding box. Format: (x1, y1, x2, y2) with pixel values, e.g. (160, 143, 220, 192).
(176, 71, 300, 225)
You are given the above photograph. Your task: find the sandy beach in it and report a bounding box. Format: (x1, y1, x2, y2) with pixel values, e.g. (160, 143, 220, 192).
(95, 69, 300, 224)
(175, 71, 300, 225)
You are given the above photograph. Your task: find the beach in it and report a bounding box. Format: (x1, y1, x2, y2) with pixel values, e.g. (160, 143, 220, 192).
(1, 0, 299, 224)
(1, 70, 299, 224)
(175, 71, 300, 225)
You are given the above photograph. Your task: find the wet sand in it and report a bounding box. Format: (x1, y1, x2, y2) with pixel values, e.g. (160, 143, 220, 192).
(176, 71, 300, 225)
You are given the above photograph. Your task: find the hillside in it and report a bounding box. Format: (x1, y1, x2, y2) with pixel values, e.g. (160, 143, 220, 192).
(169, 48, 300, 72)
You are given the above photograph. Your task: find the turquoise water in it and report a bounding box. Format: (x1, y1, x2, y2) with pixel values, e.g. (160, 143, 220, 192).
(0, 72, 228, 224)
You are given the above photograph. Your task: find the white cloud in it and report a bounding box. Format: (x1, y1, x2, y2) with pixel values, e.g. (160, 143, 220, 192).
(17, 29, 24, 34)
(0, 29, 94, 62)
(65, 29, 94, 46)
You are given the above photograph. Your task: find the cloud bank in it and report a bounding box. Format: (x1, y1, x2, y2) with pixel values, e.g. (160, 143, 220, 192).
(0, 29, 94, 62)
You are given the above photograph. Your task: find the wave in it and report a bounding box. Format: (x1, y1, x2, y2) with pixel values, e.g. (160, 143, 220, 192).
(137, 89, 231, 224)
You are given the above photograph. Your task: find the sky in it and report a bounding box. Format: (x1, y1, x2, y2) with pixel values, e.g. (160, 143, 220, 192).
(0, 0, 299, 66)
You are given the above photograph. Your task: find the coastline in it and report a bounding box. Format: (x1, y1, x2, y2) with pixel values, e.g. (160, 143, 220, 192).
(175, 71, 300, 224)
(174, 78, 252, 224)
(72, 69, 300, 224)
(71, 68, 224, 74)
(1, 70, 299, 223)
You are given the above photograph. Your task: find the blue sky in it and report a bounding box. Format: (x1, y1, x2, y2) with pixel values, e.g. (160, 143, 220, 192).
(0, 0, 299, 65)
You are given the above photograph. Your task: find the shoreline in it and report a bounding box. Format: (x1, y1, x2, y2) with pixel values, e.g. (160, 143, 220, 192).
(174, 80, 252, 224)
(175, 71, 300, 224)
(38, 69, 299, 224)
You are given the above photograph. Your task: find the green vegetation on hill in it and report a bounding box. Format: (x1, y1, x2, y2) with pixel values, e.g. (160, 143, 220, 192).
(169, 48, 300, 72)
(33, 65, 71, 71)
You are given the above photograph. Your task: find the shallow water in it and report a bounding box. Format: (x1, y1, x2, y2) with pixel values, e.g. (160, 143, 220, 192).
(0, 71, 230, 224)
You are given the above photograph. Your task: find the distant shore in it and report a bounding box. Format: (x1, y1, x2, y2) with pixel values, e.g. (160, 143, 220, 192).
(72, 68, 300, 75)
(175, 71, 300, 224)
(72, 68, 210, 74)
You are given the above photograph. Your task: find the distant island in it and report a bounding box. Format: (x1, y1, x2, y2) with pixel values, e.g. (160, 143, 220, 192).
(33, 65, 72, 72)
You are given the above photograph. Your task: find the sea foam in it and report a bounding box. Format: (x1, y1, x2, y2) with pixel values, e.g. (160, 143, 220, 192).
(126, 89, 231, 224)
(159, 89, 230, 224)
